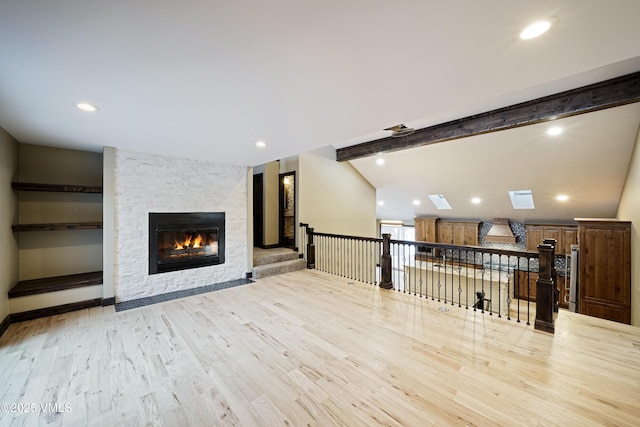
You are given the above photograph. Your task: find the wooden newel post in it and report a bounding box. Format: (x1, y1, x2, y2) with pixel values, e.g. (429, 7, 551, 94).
(380, 233, 393, 289)
(543, 238, 559, 317)
(535, 239, 557, 333)
(306, 227, 315, 269)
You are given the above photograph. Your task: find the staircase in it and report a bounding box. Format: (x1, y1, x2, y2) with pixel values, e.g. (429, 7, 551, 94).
(252, 247, 307, 279)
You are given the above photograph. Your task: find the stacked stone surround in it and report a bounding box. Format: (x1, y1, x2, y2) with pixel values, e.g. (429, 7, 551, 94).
(114, 149, 248, 302)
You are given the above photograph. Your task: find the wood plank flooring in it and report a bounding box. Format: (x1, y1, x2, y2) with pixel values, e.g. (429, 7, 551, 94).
(1, 269, 640, 426)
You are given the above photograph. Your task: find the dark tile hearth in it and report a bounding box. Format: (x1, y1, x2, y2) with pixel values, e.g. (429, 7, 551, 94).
(115, 278, 252, 312)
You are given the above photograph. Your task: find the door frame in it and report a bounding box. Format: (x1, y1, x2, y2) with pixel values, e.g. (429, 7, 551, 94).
(279, 171, 296, 249)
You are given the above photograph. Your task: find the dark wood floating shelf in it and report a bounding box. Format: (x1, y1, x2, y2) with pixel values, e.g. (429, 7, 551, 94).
(12, 182, 102, 193)
(8, 271, 103, 298)
(12, 222, 103, 232)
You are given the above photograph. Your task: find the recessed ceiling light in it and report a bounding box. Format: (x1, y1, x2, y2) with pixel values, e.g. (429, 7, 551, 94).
(256, 141, 267, 148)
(471, 197, 481, 204)
(378, 201, 384, 206)
(413, 199, 421, 206)
(376, 158, 385, 166)
(556, 194, 569, 202)
(547, 126, 563, 136)
(519, 18, 557, 40)
(76, 102, 99, 112)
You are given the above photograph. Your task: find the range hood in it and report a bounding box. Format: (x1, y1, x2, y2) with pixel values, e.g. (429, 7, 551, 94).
(485, 218, 516, 244)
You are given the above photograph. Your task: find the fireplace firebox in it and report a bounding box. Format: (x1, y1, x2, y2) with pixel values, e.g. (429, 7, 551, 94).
(149, 212, 225, 274)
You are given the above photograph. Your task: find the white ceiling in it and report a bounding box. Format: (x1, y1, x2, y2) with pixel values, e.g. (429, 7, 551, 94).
(1, 1, 640, 223)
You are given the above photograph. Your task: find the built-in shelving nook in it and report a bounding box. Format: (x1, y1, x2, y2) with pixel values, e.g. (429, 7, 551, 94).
(9, 144, 104, 322)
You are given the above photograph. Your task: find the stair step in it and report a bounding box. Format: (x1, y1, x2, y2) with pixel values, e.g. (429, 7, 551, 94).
(253, 259, 306, 279)
(253, 250, 300, 266)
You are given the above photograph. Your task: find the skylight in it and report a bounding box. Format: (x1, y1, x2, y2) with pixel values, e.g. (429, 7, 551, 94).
(509, 190, 535, 209)
(428, 194, 452, 210)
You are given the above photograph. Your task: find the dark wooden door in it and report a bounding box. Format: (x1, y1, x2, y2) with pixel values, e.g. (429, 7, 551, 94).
(578, 220, 631, 324)
(253, 173, 264, 248)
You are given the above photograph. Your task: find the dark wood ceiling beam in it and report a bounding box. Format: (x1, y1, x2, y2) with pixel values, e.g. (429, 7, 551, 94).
(336, 71, 640, 162)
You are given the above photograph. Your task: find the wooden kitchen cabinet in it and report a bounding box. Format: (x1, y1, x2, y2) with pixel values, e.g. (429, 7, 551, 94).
(525, 224, 577, 254)
(437, 221, 454, 244)
(541, 225, 562, 251)
(514, 271, 568, 309)
(576, 219, 631, 324)
(438, 221, 479, 246)
(515, 270, 538, 301)
(414, 217, 438, 242)
(455, 222, 479, 246)
(557, 276, 569, 309)
(525, 226, 544, 251)
(560, 227, 578, 254)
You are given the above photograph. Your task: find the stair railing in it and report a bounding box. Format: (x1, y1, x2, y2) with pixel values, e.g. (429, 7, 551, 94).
(302, 225, 557, 333)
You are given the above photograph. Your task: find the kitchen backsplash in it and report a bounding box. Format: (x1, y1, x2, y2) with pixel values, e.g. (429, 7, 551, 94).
(478, 220, 569, 274)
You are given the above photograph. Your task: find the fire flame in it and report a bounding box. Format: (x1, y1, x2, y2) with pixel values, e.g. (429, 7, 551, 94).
(174, 233, 204, 250)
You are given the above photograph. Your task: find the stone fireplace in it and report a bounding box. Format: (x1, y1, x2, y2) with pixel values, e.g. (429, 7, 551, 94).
(113, 149, 247, 302)
(149, 212, 225, 274)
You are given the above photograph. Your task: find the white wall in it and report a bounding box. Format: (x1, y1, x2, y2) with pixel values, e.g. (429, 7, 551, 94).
(252, 161, 282, 247)
(113, 149, 248, 301)
(264, 161, 280, 246)
(299, 146, 376, 237)
(617, 124, 640, 327)
(17, 144, 103, 280)
(0, 127, 18, 325)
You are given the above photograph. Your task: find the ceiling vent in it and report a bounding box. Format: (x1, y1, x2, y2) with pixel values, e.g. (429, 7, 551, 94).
(485, 218, 516, 244)
(384, 124, 416, 138)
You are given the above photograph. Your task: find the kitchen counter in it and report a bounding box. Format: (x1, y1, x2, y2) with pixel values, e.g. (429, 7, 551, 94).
(403, 261, 514, 316)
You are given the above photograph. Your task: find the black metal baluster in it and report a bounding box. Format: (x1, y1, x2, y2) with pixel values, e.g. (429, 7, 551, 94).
(418, 247, 423, 297)
(457, 264, 462, 307)
(515, 255, 521, 323)
(472, 251, 476, 307)
(489, 253, 494, 314)
(403, 242, 407, 294)
(506, 256, 513, 321)
(405, 243, 410, 294)
(434, 249, 437, 300)
(437, 254, 443, 302)
(497, 254, 503, 318)
(452, 250, 458, 306)
(480, 269, 486, 313)
(527, 258, 532, 326)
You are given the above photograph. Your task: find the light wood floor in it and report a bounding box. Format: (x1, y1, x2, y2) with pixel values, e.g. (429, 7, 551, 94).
(1, 269, 640, 426)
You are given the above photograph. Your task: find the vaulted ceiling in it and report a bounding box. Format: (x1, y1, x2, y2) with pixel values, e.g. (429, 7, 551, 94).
(349, 103, 640, 223)
(1, 1, 640, 222)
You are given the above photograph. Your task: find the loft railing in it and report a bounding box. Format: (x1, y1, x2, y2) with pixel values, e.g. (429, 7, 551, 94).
(299, 224, 558, 333)
(387, 239, 536, 324)
(312, 232, 380, 285)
